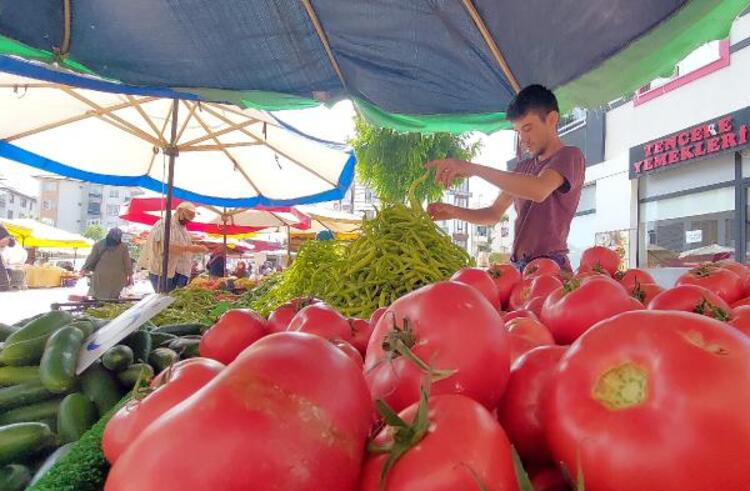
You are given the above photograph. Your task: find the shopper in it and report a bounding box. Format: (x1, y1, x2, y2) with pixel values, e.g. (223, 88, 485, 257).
(425, 85, 584, 272)
(81, 228, 132, 300)
(138, 202, 208, 292)
(233, 261, 248, 278)
(207, 245, 226, 279)
(0, 223, 15, 291)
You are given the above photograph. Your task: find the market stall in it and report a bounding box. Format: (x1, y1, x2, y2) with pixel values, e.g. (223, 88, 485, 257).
(1, 218, 92, 288)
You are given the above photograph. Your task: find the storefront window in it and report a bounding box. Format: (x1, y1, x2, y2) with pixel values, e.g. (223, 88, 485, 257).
(639, 186, 735, 267)
(568, 214, 597, 269)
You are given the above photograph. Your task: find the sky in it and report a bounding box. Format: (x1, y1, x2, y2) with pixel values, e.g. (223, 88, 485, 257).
(0, 99, 517, 207)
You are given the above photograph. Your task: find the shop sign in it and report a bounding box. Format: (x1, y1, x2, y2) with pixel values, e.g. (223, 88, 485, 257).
(629, 107, 750, 178)
(685, 229, 703, 244)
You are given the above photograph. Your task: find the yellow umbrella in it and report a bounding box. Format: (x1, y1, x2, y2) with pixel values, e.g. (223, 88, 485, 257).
(1, 218, 93, 249)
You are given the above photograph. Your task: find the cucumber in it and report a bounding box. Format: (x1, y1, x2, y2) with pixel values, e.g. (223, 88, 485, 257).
(80, 362, 124, 417)
(57, 393, 98, 444)
(102, 345, 134, 372)
(66, 318, 97, 339)
(116, 363, 154, 388)
(150, 331, 178, 347)
(39, 326, 85, 394)
(1, 311, 73, 366)
(0, 464, 31, 491)
(0, 398, 63, 425)
(78, 316, 109, 330)
(168, 337, 201, 358)
(0, 324, 18, 342)
(121, 329, 152, 363)
(148, 348, 179, 373)
(0, 382, 55, 411)
(11, 313, 43, 328)
(29, 443, 73, 486)
(0, 422, 55, 465)
(153, 323, 206, 336)
(0, 366, 40, 387)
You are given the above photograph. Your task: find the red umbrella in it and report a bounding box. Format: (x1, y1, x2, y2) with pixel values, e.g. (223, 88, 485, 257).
(121, 197, 311, 235)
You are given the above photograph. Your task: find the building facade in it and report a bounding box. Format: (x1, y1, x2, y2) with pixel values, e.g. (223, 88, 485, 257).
(564, 11, 750, 269)
(0, 185, 36, 220)
(37, 176, 142, 233)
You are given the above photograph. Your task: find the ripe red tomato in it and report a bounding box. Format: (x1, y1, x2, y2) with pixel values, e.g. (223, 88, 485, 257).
(629, 282, 664, 307)
(369, 307, 388, 327)
(648, 284, 733, 321)
(365, 282, 510, 413)
(498, 345, 566, 464)
(509, 274, 563, 311)
(489, 264, 522, 307)
(732, 296, 750, 309)
(521, 296, 546, 318)
(359, 394, 519, 491)
(717, 260, 750, 295)
(502, 309, 538, 323)
(198, 309, 268, 365)
(267, 297, 322, 334)
(676, 263, 744, 305)
(450, 267, 501, 307)
(106, 333, 373, 491)
(529, 467, 569, 491)
(506, 317, 555, 363)
(545, 310, 750, 490)
(348, 318, 374, 354)
(523, 258, 561, 279)
(729, 305, 750, 337)
(287, 303, 352, 342)
(332, 339, 364, 368)
(103, 358, 225, 464)
(541, 277, 642, 344)
(579, 246, 621, 276)
(616, 268, 655, 289)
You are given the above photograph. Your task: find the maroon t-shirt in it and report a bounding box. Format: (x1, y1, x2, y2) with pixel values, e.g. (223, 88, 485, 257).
(512, 146, 585, 265)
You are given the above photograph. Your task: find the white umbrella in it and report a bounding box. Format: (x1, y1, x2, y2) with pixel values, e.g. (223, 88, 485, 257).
(0, 72, 355, 208)
(0, 70, 354, 290)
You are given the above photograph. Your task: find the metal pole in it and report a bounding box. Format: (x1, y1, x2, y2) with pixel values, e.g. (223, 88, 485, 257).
(160, 99, 180, 293)
(222, 207, 228, 277)
(287, 225, 291, 264)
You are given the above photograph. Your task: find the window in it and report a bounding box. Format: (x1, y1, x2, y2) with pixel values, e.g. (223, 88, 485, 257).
(7, 210, 12, 219)
(8, 194, 14, 204)
(455, 220, 466, 233)
(20, 198, 27, 208)
(106, 205, 120, 216)
(477, 226, 489, 237)
(639, 186, 735, 267)
(576, 184, 596, 214)
(43, 182, 56, 192)
(109, 188, 119, 198)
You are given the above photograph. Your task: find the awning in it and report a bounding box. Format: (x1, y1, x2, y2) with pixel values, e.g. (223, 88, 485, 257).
(1, 218, 93, 249)
(1, 1, 747, 133)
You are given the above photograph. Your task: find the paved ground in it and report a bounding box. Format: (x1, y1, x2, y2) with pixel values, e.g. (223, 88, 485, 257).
(0, 278, 154, 325)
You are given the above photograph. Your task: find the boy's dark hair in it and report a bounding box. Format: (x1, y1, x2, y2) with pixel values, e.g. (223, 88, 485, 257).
(506, 84, 559, 122)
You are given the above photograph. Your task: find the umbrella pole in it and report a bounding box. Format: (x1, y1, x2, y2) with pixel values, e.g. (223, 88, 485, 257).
(287, 225, 291, 264)
(223, 208, 227, 277)
(160, 99, 180, 293)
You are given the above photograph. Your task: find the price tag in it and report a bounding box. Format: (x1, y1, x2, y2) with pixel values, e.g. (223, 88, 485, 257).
(76, 294, 174, 374)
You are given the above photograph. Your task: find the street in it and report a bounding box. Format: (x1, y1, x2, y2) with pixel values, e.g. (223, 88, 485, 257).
(0, 278, 155, 325)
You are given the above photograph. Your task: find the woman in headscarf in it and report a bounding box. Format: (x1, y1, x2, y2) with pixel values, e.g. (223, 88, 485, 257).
(81, 227, 132, 300)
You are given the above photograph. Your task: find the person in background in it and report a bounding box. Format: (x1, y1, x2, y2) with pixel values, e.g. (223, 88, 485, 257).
(425, 85, 584, 272)
(207, 245, 226, 279)
(138, 202, 208, 292)
(81, 228, 132, 300)
(233, 261, 248, 278)
(0, 223, 16, 292)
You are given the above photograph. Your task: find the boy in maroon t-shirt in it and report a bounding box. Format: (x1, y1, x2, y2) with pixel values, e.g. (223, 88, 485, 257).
(426, 85, 584, 272)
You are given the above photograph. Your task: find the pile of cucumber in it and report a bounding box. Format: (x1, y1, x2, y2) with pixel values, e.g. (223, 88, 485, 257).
(0, 311, 205, 490)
